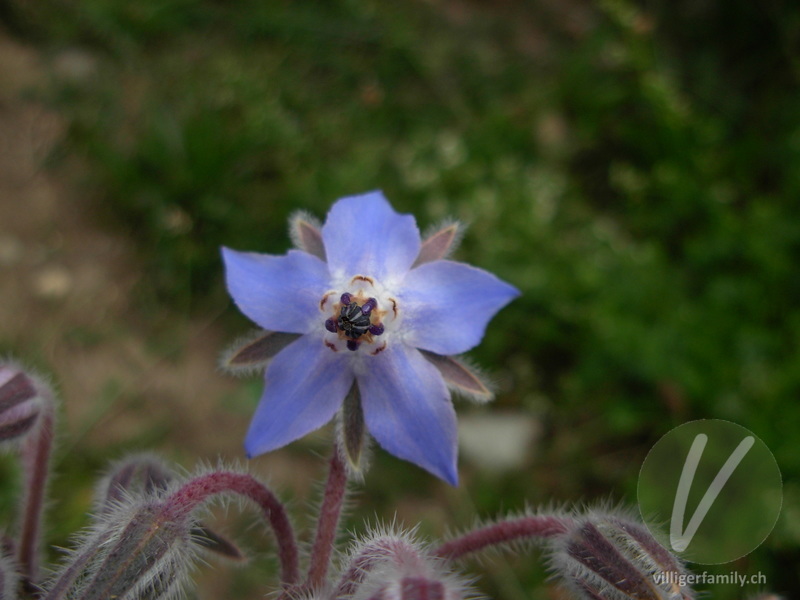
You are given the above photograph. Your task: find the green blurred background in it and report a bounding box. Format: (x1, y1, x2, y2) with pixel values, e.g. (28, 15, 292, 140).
(0, 0, 799, 598)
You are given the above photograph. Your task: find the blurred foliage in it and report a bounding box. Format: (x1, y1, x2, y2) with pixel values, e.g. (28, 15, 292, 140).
(3, 0, 800, 597)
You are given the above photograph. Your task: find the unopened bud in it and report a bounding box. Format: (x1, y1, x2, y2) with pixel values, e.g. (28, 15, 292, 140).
(341, 528, 468, 600)
(0, 365, 43, 446)
(551, 511, 694, 600)
(95, 454, 244, 561)
(95, 454, 173, 513)
(42, 501, 197, 600)
(367, 576, 454, 600)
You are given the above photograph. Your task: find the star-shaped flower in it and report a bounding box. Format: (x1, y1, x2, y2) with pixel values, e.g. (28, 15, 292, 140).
(222, 191, 519, 485)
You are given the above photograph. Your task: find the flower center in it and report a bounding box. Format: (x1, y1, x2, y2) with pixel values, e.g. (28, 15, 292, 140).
(319, 277, 396, 354)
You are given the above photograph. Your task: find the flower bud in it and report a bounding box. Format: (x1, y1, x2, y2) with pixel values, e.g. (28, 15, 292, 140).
(365, 575, 457, 600)
(42, 500, 197, 600)
(339, 527, 469, 600)
(94, 454, 173, 514)
(0, 362, 57, 592)
(0, 365, 43, 446)
(551, 510, 694, 600)
(94, 454, 244, 562)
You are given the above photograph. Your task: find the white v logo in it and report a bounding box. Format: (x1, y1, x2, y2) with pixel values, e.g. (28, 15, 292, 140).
(670, 433, 755, 552)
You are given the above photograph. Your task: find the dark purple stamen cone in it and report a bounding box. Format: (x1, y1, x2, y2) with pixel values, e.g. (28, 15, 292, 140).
(325, 318, 338, 333)
(340, 293, 352, 305)
(361, 298, 378, 315)
(339, 303, 371, 339)
(369, 323, 385, 336)
(347, 340, 359, 352)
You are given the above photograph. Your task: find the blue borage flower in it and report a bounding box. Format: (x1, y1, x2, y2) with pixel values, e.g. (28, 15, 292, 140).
(222, 191, 519, 485)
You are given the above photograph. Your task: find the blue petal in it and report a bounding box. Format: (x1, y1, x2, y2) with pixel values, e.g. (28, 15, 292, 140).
(245, 335, 353, 457)
(321, 191, 421, 282)
(358, 344, 458, 485)
(399, 260, 520, 355)
(222, 247, 329, 334)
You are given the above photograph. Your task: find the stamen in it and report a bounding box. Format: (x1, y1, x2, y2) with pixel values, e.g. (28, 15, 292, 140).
(323, 288, 393, 354)
(361, 298, 377, 315)
(338, 303, 371, 339)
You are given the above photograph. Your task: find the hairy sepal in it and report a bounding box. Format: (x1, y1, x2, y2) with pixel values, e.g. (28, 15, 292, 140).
(289, 210, 326, 260)
(413, 220, 464, 267)
(420, 352, 494, 403)
(337, 384, 370, 479)
(220, 330, 301, 375)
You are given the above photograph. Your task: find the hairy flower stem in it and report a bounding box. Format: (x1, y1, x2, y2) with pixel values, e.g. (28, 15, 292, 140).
(18, 404, 54, 593)
(307, 445, 348, 588)
(435, 516, 571, 561)
(161, 471, 300, 585)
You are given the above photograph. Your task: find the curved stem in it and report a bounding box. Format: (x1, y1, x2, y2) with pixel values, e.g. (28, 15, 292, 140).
(434, 515, 571, 561)
(162, 471, 300, 585)
(307, 445, 348, 588)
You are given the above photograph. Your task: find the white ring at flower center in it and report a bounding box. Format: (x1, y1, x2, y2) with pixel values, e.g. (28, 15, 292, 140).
(319, 275, 401, 355)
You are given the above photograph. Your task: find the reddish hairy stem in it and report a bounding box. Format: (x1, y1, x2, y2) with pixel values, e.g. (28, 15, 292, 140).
(307, 445, 348, 588)
(162, 471, 299, 585)
(18, 405, 54, 593)
(434, 516, 571, 561)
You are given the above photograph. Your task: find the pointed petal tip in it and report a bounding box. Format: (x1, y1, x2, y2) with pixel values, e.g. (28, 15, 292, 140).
(221, 248, 329, 334)
(242, 335, 353, 460)
(402, 261, 521, 355)
(243, 443, 255, 461)
(441, 464, 459, 487)
(243, 420, 284, 460)
(359, 345, 460, 487)
(323, 191, 421, 280)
